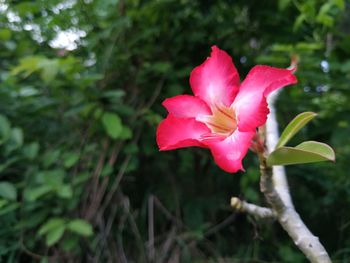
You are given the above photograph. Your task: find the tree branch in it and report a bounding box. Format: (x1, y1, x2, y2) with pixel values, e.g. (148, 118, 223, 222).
(262, 90, 332, 263)
(231, 197, 277, 220)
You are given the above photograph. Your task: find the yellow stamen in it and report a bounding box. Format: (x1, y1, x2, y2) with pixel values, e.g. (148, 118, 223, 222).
(197, 103, 237, 136)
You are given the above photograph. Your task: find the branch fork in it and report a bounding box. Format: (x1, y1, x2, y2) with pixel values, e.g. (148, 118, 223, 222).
(231, 91, 332, 263)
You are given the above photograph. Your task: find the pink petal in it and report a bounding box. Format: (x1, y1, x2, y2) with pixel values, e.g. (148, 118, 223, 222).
(162, 95, 211, 118)
(208, 130, 255, 173)
(234, 65, 297, 131)
(156, 114, 210, 151)
(189, 46, 240, 107)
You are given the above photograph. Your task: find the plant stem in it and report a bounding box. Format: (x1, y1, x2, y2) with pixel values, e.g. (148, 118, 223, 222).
(259, 154, 331, 263)
(261, 90, 332, 263)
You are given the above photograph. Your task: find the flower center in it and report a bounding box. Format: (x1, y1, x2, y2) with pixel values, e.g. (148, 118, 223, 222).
(197, 104, 237, 136)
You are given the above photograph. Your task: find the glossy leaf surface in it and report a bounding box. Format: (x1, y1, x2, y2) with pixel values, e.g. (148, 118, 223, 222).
(267, 141, 335, 166)
(276, 112, 317, 148)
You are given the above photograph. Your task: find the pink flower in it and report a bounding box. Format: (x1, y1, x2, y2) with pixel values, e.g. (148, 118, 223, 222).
(156, 46, 297, 173)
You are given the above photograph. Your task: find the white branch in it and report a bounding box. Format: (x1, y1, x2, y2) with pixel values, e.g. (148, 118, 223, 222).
(231, 197, 277, 220)
(262, 90, 332, 263)
(266, 91, 294, 208)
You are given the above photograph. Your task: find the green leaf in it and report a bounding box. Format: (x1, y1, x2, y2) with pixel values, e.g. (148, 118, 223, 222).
(72, 172, 91, 185)
(278, 0, 291, 10)
(39, 59, 59, 83)
(0, 199, 8, 209)
(293, 14, 306, 31)
(296, 42, 323, 51)
(11, 56, 41, 76)
(0, 157, 19, 173)
(56, 185, 73, 199)
(101, 90, 125, 100)
(15, 2, 41, 16)
(62, 235, 79, 252)
(19, 86, 39, 97)
(295, 141, 335, 160)
(67, 219, 93, 236)
(0, 203, 19, 215)
(0, 114, 11, 144)
(38, 218, 65, 235)
(25, 185, 52, 202)
(42, 169, 65, 188)
(94, 0, 119, 18)
(151, 62, 171, 73)
(333, 0, 345, 10)
(119, 126, 132, 140)
(10, 127, 24, 148)
(23, 142, 40, 160)
(11, 56, 59, 82)
(0, 182, 17, 200)
(101, 164, 113, 177)
(101, 112, 123, 139)
(42, 149, 61, 168)
(0, 29, 11, 41)
(63, 152, 80, 168)
(276, 112, 317, 148)
(267, 141, 335, 166)
(46, 225, 65, 246)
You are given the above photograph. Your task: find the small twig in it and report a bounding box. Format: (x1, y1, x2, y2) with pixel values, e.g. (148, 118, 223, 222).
(98, 154, 132, 216)
(91, 142, 123, 220)
(326, 33, 333, 58)
(157, 227, 177, 263)
(94, 196, 119, 262)
(84, 139, 109, 220)
(168, 246, 180, 263)
(20, 241, 50, 260)
(204, 212, 239, 237)
(115, 235, 128, 263)
(230, 197, 277, 220)
(142, 77, 165, 111)
(150, 195, 228, 261)
(99, 128, 141, 215)
(119, 191, 147, 263)
(148, 195, 155, 262)
(153, 196, 184, 228)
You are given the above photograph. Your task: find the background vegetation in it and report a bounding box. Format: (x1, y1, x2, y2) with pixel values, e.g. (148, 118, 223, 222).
(0, 0, 349, 262)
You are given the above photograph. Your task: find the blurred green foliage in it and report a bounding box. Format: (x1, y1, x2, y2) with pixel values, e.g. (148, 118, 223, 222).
(0, 0, 349, 262)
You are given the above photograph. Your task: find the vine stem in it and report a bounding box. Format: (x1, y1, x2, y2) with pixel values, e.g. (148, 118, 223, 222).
(261, 90, 332, 263)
